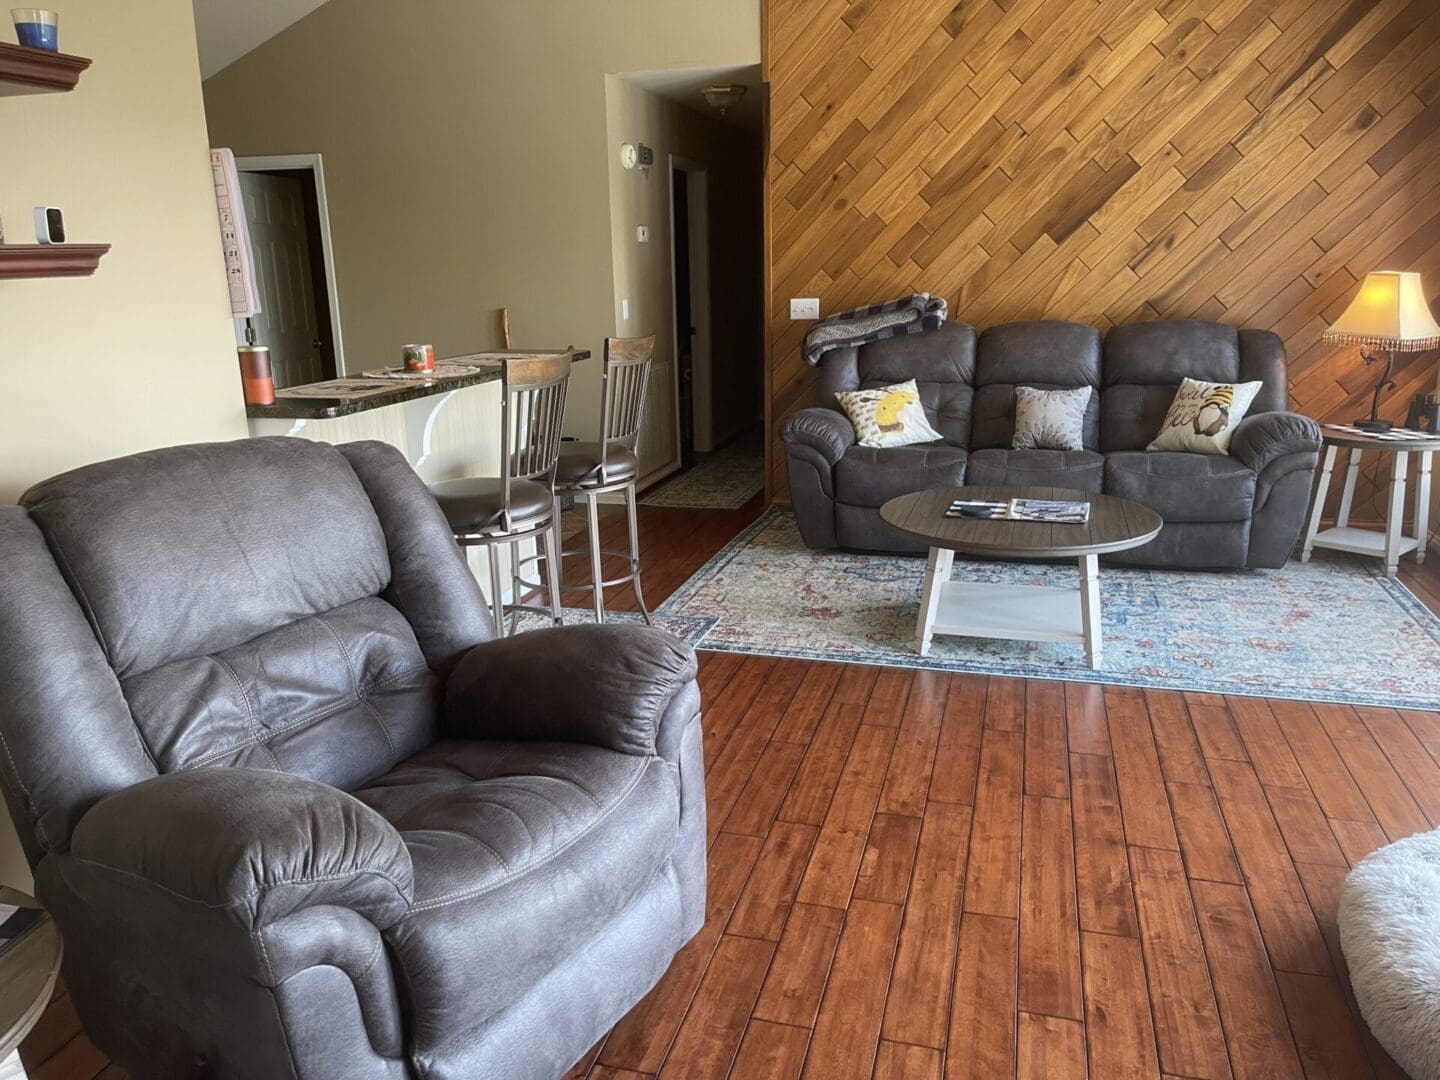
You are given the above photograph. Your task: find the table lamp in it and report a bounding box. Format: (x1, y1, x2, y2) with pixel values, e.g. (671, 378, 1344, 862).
(1322, 270, 1440, 432)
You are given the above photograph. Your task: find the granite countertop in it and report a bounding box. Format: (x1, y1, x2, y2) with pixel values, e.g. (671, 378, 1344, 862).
(246, 349, 591, 421)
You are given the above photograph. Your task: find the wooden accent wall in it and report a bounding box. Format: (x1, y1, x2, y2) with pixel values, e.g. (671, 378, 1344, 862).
(764, 0, 1440, 519)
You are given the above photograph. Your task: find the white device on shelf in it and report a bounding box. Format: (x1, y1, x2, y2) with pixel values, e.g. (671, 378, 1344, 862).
(33, 206, 65, 245)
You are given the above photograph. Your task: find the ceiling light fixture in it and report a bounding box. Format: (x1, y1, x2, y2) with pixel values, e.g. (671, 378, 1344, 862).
(698, 83, 747, 116)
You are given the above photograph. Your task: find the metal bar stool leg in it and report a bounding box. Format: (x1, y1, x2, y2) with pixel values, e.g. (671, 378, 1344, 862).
(484, 543, 507, 636)
(586, 491, 606, 623)
(624, 481, 652, 626)
(543, 518, 563, 625)
(508, 537, 524, 636)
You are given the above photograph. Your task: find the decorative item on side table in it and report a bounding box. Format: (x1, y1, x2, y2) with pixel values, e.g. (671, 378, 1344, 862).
(1323, 270, 1440, 433)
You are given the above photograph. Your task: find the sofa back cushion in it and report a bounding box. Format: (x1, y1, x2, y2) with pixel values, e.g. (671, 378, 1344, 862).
(816, 321, 977, 446)
(970, 321, 1101, 450)
(1101, 321, 1287, 451)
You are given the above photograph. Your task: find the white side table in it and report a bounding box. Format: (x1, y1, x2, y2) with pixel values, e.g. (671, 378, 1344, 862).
(0, 888, 62, 1080)
(1301, 427, 1438, 577)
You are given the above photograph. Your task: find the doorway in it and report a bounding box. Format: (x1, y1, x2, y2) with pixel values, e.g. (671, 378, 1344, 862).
(234, 154, 344, 387)
(669, 156, 712, 465)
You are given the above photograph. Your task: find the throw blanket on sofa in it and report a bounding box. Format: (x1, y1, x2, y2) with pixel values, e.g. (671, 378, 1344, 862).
(802, 292, 948, 366)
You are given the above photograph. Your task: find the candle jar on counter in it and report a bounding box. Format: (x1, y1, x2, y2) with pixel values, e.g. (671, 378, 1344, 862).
(238, 346, 276, 406)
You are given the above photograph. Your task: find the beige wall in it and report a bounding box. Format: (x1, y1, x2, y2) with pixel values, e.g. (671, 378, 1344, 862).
(202, 0, 760, 429)
(0, 0, 246, 888)
(604, 77, 763, 460)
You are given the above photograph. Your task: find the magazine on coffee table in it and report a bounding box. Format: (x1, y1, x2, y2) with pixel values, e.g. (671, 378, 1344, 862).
(946, 497, 1091, 524)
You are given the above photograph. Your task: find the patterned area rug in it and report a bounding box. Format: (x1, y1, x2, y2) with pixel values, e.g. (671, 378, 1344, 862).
(640, 508, 1440, 709)
(640, 430, 764, 509)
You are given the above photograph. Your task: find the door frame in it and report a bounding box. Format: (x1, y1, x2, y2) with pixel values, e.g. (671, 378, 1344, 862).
(235, 153, 347, 375)
(668, 154, 713, 454)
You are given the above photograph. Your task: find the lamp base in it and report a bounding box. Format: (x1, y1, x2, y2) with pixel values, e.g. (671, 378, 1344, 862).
(1353, 417, 1394, 433)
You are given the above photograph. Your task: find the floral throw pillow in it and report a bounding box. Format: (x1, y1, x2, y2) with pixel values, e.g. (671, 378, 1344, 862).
(1012, 385, 1092, 451)
(835, 378, 944, 448)
(1148, 377, 1263, 455)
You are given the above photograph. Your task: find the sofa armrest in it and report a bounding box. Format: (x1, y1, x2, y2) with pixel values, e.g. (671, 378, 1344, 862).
(779, 407, 856, 468)
(443, 624, 699, 759)
(1230, 411, 1321, 474)
(69, 769, 413, 931)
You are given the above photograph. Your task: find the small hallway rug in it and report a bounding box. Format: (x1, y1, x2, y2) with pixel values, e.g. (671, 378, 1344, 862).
(628, 508, 1440, 710)
(640, 430, 764, 509)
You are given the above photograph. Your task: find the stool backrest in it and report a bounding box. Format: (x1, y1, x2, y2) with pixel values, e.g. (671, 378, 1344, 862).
(600, 335, 656, 468)
(501, 351, 572, 501)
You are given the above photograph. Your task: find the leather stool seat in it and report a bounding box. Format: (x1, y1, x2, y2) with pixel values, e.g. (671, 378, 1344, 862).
(430, 477, 553, 535)
(555, 442, 640, 487)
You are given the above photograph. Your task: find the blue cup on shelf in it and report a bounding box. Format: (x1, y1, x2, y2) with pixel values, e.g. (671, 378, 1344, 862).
(12, 8, 58, 51)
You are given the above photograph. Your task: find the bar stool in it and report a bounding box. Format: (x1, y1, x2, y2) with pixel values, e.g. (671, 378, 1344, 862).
(551, 335, 655, 623)
(428, 350, 572, 634)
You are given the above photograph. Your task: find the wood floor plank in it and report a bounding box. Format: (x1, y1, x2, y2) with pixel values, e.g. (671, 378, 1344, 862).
(877, 669, 946, 816)
(853, 812, 922, 906)
(1016, 1013, 1087, 1080)
(874, 1040, 943, 1080)
(1107, 687, 1181, 851)
(929, 674, 985, 804)
(1357, 705, 1440, 825)
(772, 661, 845, 744)
(1019, 794, 1083, 1021)
(729, 821, 820, 941)
(1187, 694, 1250, 763)
(1263, 783, 1347, 867)
(1129, 845, 1233, 1080)
(778, 700, 866, 826)
(882, 801, 972, 1048)
(984, 675, 1025, 731)
(723, 739, 809, 837)
(1275, 971, 1376, 1080)
(800, 898, 903, 1080)
(753, 902, 846, 1029)
(946, 913, 1019, 1080)
(1268, 699, 1376, 823)
(1330, 733, 1432, 842)
(1082, 930, 1162, 1079)
(795, 723, 899, 909)
(663, 934, 775, 1079)
(1225, 695, 1309, 790)
(1024, 680, 1069, 799)
(1071, 750, 1140, 936)
(1193, 880, 1307, 1080)
(861, 668, 915, 729)
(1208, 759, 1332, 977)
(599, 832, 763, 1071)
(1328, 818, 1390, 867)
(729, 1019, 811, 1080)
(1145, 688, 1210, 785)
(702, 656, 779, 770)
(1066, 680, 1111, 756)
(963, 727, 1024, 916)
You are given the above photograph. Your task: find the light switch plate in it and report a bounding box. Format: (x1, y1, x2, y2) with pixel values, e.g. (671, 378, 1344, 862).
(636, 225, 650, 243)
(790, 297, 820, 320)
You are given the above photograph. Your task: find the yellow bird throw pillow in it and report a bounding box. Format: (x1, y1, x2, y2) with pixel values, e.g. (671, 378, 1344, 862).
(835, 378, 945, 448)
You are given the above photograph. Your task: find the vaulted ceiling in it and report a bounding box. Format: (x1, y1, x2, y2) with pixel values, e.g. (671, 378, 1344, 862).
(191, 0, 331, 79)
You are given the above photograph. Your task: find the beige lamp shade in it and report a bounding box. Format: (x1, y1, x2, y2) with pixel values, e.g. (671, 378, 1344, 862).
(1322, 271, 1440, 351)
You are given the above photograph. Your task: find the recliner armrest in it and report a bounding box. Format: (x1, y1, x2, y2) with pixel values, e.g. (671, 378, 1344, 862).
(780, 408, 856, 467)
(69, 768, 413, 931)
(1229, 411, 1321, 474)
(444, 624, 699, 758)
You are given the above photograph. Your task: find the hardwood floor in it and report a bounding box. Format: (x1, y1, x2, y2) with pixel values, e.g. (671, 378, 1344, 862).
(22, 496, 1440, 1079)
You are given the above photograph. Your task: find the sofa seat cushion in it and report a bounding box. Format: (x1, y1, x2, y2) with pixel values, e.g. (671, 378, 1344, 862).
(965, 449, 1103, 492)
(834, 443, 967, 507)
(1104, 452, 1256, 522)
(355, 738, 678, 1051)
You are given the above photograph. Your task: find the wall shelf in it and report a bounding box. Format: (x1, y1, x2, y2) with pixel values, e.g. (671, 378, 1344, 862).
(0, 244, 111, 278)
(0, 42, 91, 95)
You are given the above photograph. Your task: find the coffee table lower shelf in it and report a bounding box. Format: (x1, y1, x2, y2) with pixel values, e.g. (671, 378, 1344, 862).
(916, 548, 1103, 668)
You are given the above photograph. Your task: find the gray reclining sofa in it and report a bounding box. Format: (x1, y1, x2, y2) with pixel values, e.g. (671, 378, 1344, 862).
(780, 319, 1321, 568)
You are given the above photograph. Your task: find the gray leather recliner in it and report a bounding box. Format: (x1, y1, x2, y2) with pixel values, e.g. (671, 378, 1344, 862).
(780, 318, 1322, 568)
(0, 437, 706, 1080)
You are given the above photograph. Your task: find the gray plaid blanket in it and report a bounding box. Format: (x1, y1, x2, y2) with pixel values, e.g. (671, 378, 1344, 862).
(802, 292, 948, 366)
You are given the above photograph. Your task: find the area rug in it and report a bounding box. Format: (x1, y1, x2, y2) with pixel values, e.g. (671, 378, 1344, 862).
(640, 430, 764, 509)
(644, 508, 1440, 709)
